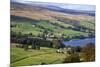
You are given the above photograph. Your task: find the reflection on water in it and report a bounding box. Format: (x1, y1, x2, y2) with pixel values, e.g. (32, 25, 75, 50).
(63, 38, 95, 47)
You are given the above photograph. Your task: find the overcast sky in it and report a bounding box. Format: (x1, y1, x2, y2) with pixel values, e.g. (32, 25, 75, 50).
(11, 0, 95, 5)
(11, 0, 95, 11)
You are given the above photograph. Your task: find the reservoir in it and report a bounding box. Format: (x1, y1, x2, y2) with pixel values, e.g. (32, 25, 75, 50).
(63, 38, 95, 47)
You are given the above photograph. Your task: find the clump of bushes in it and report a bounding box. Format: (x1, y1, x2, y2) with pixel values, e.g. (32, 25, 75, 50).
(81, 43, 95, 62)
(63, 43, 95, 63)
(63, 53, 80, 63)
(63, 47, 80, 63)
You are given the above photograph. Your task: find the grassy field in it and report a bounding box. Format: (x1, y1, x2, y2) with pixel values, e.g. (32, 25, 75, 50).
(10, 2, 95, 67)
(11, 43, 65, 67)
(11, 20, 89, 37)
(80, 21, 95, 30)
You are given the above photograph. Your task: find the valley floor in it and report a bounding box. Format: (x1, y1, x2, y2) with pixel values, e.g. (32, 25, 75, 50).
(10, 43, 65, 67)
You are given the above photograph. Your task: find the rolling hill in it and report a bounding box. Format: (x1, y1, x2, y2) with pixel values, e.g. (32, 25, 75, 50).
(10, 1, 95, 66)
(11, 1, 95, 39)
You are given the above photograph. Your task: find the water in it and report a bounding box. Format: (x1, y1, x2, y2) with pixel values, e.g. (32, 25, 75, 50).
(63, 38, 95, 47)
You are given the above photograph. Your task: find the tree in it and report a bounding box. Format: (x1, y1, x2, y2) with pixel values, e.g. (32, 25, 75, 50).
(74, 46, 82, 52)
(36, 45, 40, 50)
(59, 39, 65, 49)
(24, 44, 28, 51)
(32, 40, 36, 49)
(52, 39, 60, 49)
(24, 38, 30, 51)
(42, 30, 49, 40)
(63, 53, 80, 63)
(81, 43, 95, 62)
(34, 39, 40, 50)
(28, 33, 33, 37)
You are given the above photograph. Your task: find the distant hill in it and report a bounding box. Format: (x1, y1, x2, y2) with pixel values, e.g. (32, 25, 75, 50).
(11, 2, 95, 22)
(26, 1, 95, 16)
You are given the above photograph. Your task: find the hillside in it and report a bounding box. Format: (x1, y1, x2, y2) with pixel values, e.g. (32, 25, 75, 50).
(11, 2, 95, 21)
(11, 1, 95, 39)
(10, 1, 95, 66)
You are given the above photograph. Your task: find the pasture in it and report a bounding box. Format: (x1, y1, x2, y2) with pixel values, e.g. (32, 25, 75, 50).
(11, 43, 65, 67)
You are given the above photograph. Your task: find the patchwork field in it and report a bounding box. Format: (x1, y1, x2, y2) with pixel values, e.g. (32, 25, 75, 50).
(11, 43, 65, 67)
(11, 20, 90, 37)
(11, 2, 95, 39)
(10, 1, 95, 67)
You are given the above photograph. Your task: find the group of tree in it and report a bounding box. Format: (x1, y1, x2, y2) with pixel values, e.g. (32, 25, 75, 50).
(52, 38, 65, 49)
(63, 43, 95, 63)
(11, 31, 53, 50)
(81, 43, 95, 62)
(63, 46, 80, 63)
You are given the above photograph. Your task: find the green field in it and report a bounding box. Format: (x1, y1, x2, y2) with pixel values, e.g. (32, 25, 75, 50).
(10, 2, 95, 67)
(80, 21, 95, 30)
(11, 20, 90, 37)
(11, 44, 65, 67)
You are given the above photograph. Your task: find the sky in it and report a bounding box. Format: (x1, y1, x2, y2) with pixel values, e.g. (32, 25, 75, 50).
(11, 0, 95, 11)
(11, 0, 95, 5)
(59, 5, 95, 11)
